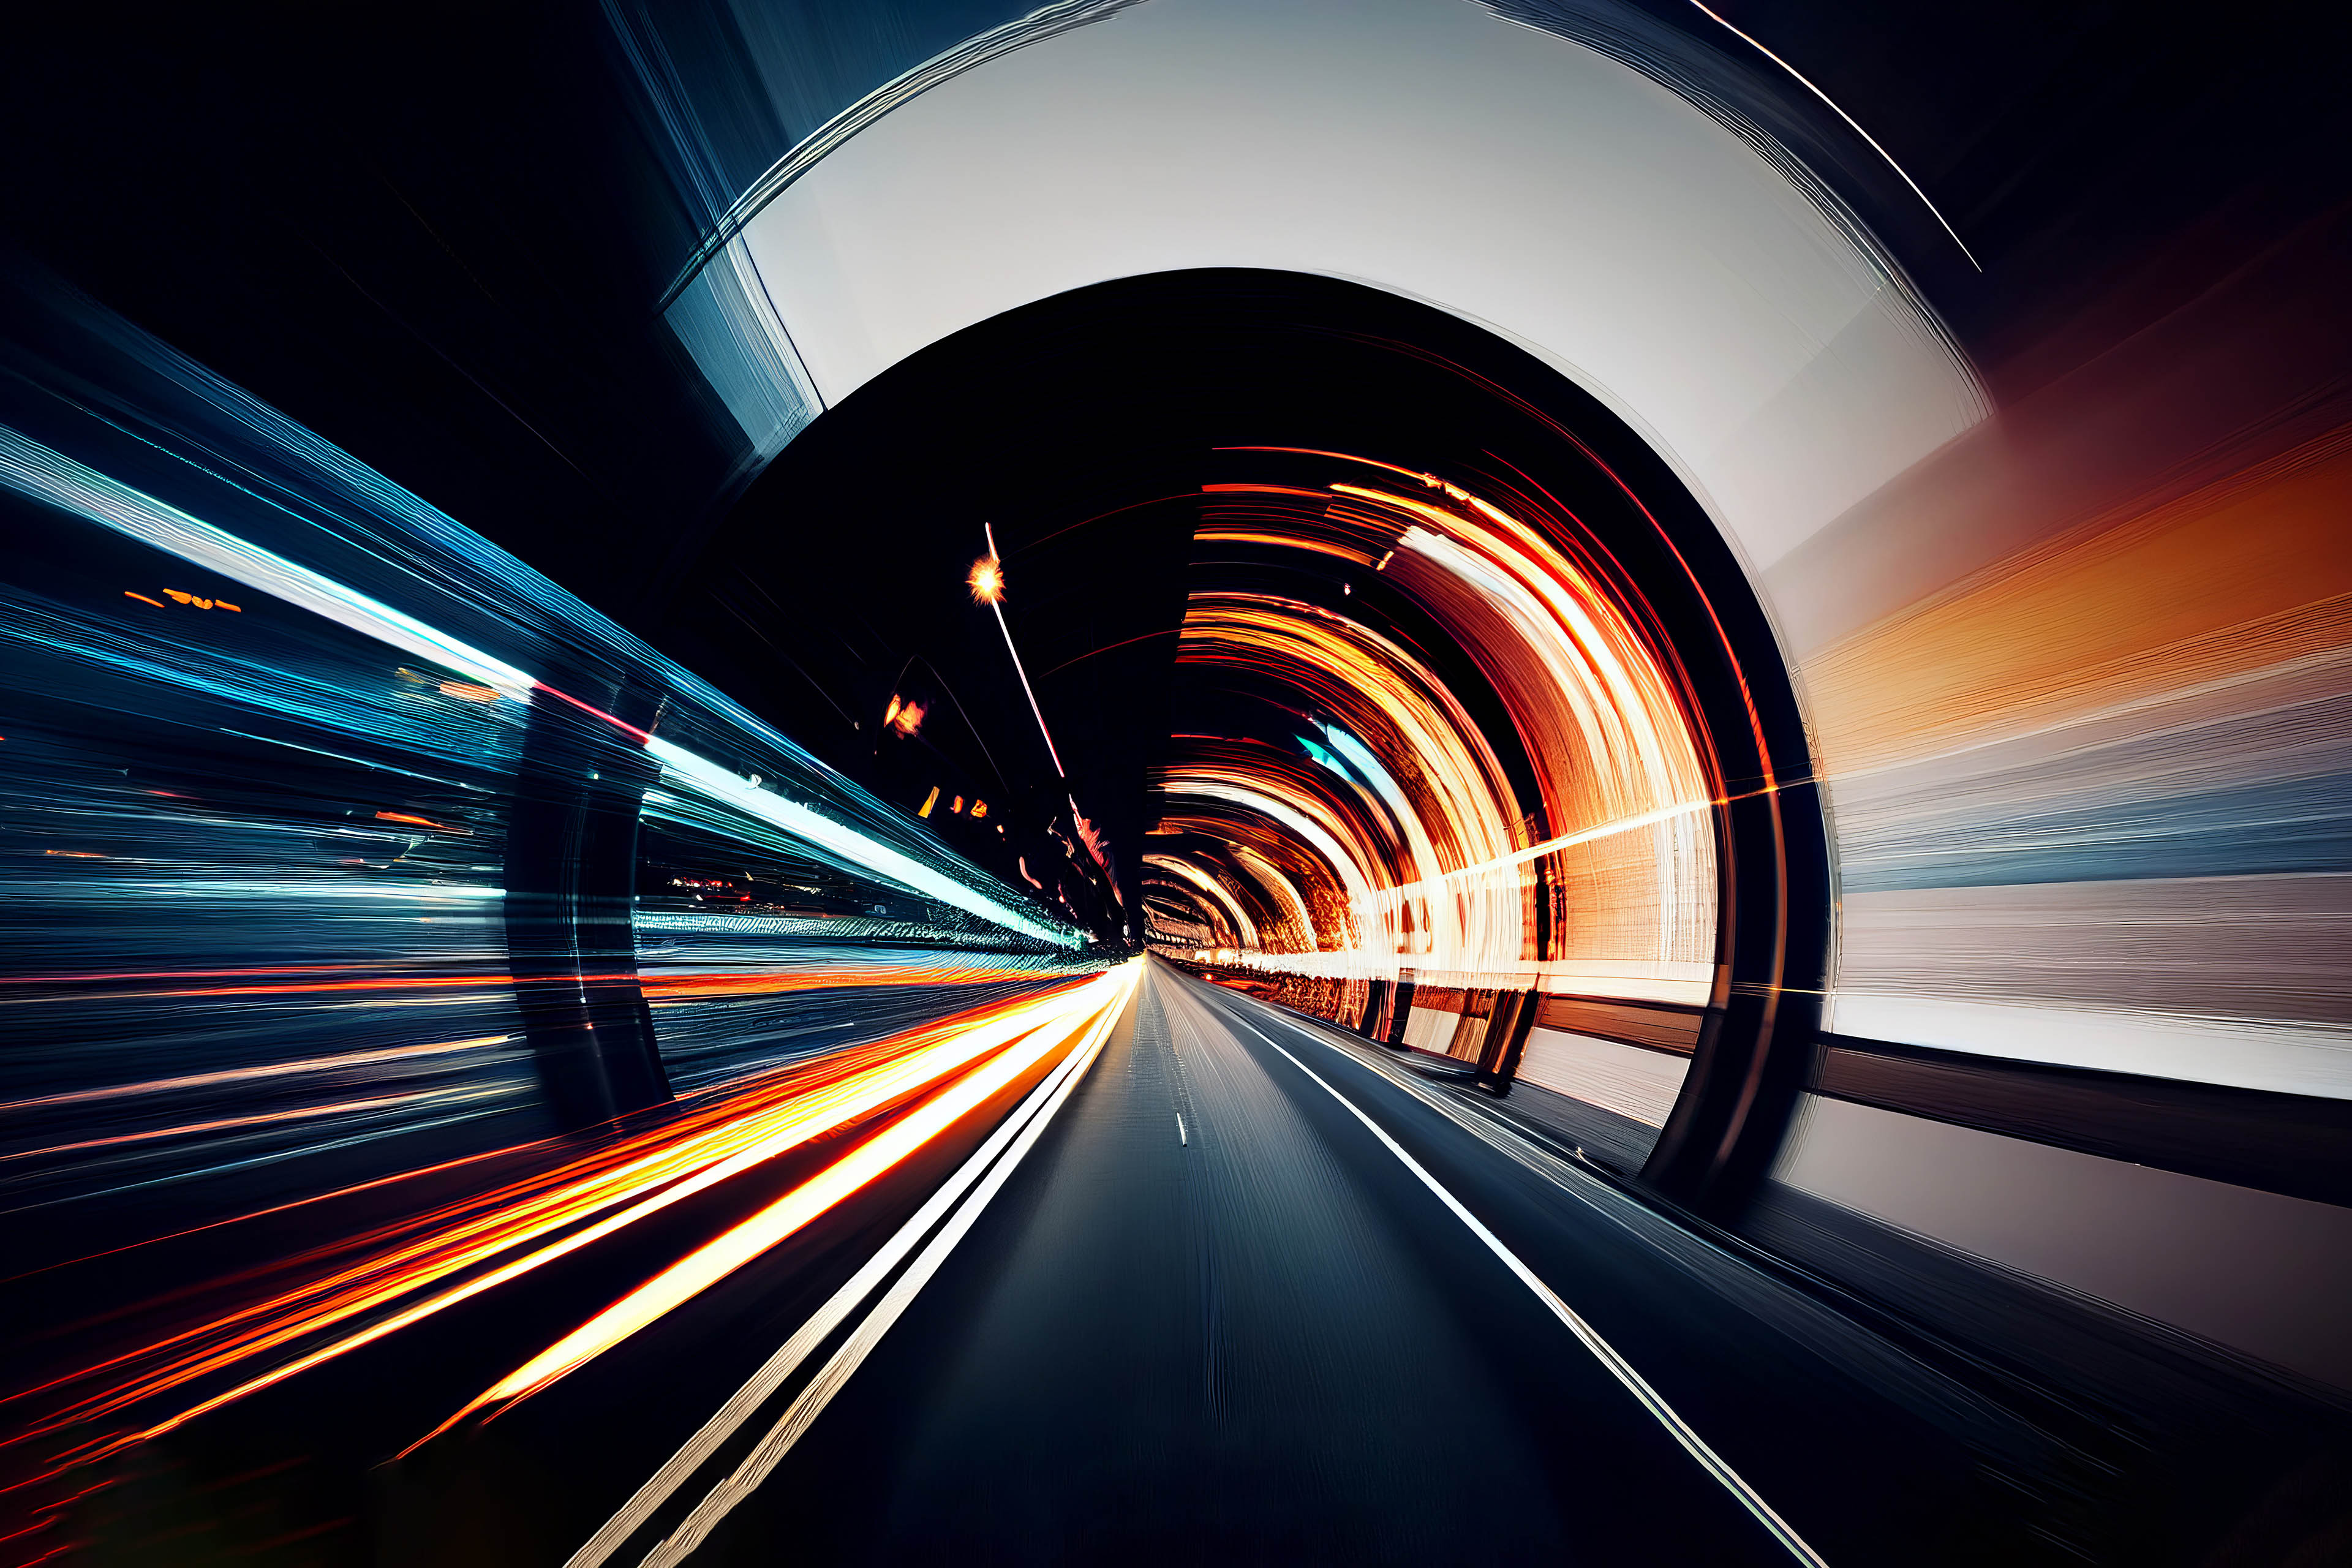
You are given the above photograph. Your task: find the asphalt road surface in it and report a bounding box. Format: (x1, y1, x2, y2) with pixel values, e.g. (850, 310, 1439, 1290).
(557, 958, 2054, 1567)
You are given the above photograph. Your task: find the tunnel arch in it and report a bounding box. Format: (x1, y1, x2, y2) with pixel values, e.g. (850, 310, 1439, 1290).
(643, 0, 2007, 1210)
(669, 266, 1830, 1210)
(679, 0, 1987, 575)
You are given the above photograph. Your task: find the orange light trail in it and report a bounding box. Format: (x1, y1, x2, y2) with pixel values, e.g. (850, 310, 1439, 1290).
(1155, 454, 1719, 989)
(638, 960, 1058, 1001)
(0, 1035, 513, 1114)
(3, 1091, 478, 1163)
(19, 975, 1109, 1466)
(374, 810, 459, 831)
(447, 965, 1139, 1426)
(1192, 528, 1378, 565)
(0, 962, 1046, 1006)
(1199, 483, 1336, 499)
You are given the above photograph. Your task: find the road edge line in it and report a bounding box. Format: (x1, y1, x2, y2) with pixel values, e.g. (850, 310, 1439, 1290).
(1214, 997, 1831, 1568)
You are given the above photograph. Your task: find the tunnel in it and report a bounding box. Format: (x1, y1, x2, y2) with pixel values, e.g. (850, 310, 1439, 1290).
(2, 2, 2348, 1564)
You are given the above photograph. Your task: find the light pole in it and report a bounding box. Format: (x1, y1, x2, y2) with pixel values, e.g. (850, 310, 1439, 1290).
(970, 523, 1070, 790)
(973, 526, 1117, 931)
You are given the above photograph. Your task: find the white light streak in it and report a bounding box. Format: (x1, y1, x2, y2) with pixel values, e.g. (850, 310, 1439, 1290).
(981, 522, 1070, 781)
(1370, 800, 1716, 906)
(1687, 0, 1981, 270)
(648, 739, 1076, 946)
(0, 424, 1076, 951)
(0, 428, 536, 698)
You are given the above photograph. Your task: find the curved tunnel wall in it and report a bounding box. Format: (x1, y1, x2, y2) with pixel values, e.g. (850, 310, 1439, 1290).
(685, 0, 1950, 1060)
(665, 264, 1839, 1212)
(646, 0, 2352, 1387)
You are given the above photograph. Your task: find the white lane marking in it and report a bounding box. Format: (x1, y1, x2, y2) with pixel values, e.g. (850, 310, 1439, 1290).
(1213, 999, 1832, 1568)
(1177, 1113, 1187, 1145)
(563, 991, 1126, 1568)
(629, 995, 1127, 1568)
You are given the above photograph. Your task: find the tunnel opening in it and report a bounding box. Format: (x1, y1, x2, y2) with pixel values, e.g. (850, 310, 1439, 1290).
(662, 269, 1830, 1212)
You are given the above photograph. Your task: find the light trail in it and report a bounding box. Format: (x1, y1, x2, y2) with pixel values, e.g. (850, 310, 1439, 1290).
(0, 423, 1078, 949)
(1164, 592, 1515, 972)
(1191, 528, 1378, 565)
(0, 1035, 513, 1112)
(1232, 843, 1317, 949)
(560, 960, 1139, 1568)
(1140, 854, 1260, 949)
(637, 960, 1059, 1000)
(0, 342, 1091, 1540)
(0, 962, 1053, 1009)
(606, 963, 1138, 1561)
(1370, 799, 1717, 900)
(450, 965, 1136, 1425)
(2, 1091, 489, 1163)
(1686, 0, 1980, 270)
(0, 428, 534, 698)
(1176, 779, 1383, 928)
(647, 739, 1075, 946)
(1155, 456, 1719, 987)
(20, 978, 1107, 1465)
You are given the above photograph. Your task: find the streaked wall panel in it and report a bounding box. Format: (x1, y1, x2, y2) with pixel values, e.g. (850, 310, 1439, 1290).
(1515, 1029, 1689, 1128)
(1774, 1094, 2352, 1390)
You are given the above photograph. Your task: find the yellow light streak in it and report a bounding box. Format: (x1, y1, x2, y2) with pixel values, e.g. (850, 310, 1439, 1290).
(51, 980, 1114, 1463)
(456, 967, 1137, 1420)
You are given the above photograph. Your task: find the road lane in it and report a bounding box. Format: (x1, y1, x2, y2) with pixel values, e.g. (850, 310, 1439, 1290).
(1204, 993, 1827, 1563)
(675, 957, 1798, 1564)
(1184, 976, 2075, 1566)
